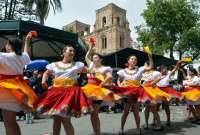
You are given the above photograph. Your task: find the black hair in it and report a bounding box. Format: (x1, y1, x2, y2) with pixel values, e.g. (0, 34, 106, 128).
(160, 65, 167, 70)
(145, 61, 150, 66)
(92, 53, 103, 60)
(1, 44, 6, 52)
(188, 66, 198, 76)
(60, 45, 77, 60)
(156, 66, 161, 72)
(62, 44, 76, 54)
(7, 38, 23, 55)
(127, 55, 137, 62)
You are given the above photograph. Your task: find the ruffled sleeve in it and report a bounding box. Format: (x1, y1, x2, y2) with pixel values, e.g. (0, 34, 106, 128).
(46, 63, 55, 71)
(0, 52, 5, 64)
(117, 69, 124, 77)
(103, 66, 113, 74)
(74, 62, 84, 70)
(22, 52, 31, 65)
(89, 62, 94, 69)
(138, 66, 146, 73)
(183, 80, 189, 86)
(153, 71, 162, 79)
(193, 77, 200, 86)
(185, 76, 200, 86)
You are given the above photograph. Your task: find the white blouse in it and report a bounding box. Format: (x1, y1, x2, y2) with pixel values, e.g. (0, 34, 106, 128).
(157, 74, 171, 87)
(0, 52, 30, 75)
(46, 61, 84, 80)
(142, 71, 161, 82)
(183, 76, 200, 86)
(88, 62, 112, 77)
(117, 66, 146, 81)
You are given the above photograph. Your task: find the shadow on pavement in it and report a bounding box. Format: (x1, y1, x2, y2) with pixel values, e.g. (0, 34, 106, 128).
(124, 121, 199, 135)
(100, 121, 199, 135)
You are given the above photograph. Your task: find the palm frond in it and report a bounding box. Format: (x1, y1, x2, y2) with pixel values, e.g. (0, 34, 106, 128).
(23, 0, 34, 9)
(50, 0, 56, 13)
(51, 0, 62, 11)
(36, 0, 50, 24)
(22, 0, 62, 24)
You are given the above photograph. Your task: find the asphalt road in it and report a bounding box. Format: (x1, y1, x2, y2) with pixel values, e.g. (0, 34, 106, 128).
(0, 106, 200, 135)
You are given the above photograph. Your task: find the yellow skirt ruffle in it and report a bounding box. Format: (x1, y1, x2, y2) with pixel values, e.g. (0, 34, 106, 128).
(182, 88, 200, 102)
(0, 78, 37, 109)
(143, 86, 171, 102)
(82, 84, 121, 101)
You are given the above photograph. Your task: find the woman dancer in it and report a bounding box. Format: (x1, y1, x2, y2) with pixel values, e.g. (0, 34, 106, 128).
(35, 45, 92, 135)
(141, 63, 171, 131)
(113, 53, 153, 135)
(156, 63, 183, 126)
(83, 45, 121, 135)
(182, 66, 200, 123)
(0, 35, 37, 135)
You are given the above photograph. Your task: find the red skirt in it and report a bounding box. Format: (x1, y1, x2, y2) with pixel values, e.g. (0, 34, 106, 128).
(112, 86, 144, 101)
(138, 86, 171, 103)
(0, 74, 37, 112)
(35, 85, 93, 117)
(159, 86, 183, 100)
(182, 87, 200, 104)
(138, 89, 151, 103)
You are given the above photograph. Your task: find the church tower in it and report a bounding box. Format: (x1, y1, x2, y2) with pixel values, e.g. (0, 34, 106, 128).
(93, 3, 131, 55)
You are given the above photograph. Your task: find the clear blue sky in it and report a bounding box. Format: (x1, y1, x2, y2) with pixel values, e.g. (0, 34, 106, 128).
(46, 0, 147, 40)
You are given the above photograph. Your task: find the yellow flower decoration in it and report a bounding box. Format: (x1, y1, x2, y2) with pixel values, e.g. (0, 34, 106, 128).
(144, 46, 152, 54)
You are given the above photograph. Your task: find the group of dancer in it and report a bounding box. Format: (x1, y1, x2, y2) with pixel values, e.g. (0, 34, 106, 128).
(0, 33, 200, 135)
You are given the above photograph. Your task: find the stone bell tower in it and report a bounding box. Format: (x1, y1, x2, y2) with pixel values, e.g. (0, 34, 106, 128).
(93, 3, 131, 55)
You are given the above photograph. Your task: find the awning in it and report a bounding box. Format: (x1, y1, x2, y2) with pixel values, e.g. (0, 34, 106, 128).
(103, 48, 177, 68)
(0, 20, 86, 61)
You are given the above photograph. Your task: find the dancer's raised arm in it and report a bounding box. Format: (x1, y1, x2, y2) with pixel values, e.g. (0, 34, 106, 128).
(42, 69, 52, 89)
(24, 34, 32, 55)
(85, 45, 93, 65)
(145, 53, 153, 71)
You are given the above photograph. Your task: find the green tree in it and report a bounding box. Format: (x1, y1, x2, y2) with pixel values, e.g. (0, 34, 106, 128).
(0, 0, 37, 20)
(23, 0, 62, 24)
(64, 26, 75, 33)
(136, 0, 199, 59)
(180, 26, 200, 60)
(135, 25, 166, 55)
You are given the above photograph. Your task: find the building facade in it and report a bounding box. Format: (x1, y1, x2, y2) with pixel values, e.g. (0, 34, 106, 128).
(63, 20, 90, 37)
(64, 3, 132, 55)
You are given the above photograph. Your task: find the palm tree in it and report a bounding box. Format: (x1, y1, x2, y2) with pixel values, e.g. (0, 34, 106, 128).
(23, 0, 62, 24)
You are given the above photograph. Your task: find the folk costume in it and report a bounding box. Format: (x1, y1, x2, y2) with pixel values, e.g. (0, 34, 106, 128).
(82, 62, 121, 103)
(35, 61, 92, 117)
(0, 52, 37, 112)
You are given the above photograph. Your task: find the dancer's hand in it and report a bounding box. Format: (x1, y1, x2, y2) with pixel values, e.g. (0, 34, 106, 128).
(99, 82, 105, 87)
(151, 82, 156, 88)
(42, 82, 48, 89)
(25, 33, 32, 42)
(79, 66, 88, 73)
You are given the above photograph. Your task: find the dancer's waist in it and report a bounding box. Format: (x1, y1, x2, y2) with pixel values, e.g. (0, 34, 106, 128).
(53, 78, 77, 87)
(122, 80, 140, 87)
(88, 77, 102, 85)
(185, 86, 200, 89)
(143, 81, 154, 87)
(0, 74, 23, 80)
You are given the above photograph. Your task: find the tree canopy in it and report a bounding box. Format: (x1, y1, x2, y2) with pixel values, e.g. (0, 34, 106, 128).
(0, 0, 62, 24)
(136, 0, 200, 60)
(23, 0, 62, 24)
(0, 0, 37, 20)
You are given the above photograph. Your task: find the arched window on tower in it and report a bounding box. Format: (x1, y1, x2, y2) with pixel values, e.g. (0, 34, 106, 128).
(101, 36, 107, 49)
(120, 35, 124, 48)
(102, 17, 106, 28)
(117, 17, 120, 26)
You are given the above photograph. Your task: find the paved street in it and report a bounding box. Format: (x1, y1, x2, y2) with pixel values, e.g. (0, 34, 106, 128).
(1, 106, 200, 135)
